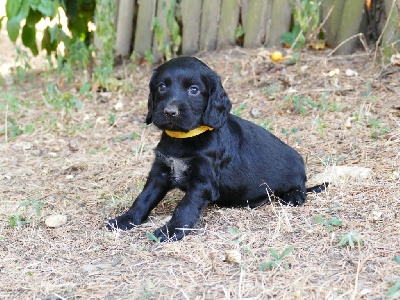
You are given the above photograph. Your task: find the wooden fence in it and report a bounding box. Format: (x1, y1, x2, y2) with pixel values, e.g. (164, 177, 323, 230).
(113, 0, 398, 61)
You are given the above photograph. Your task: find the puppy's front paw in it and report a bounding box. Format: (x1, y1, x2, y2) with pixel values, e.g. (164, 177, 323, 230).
(106, 213, 137, 231)
(154, 223, 190, 242)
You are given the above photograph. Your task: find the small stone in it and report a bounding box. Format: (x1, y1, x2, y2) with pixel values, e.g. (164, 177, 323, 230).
(22, 142, 33, 150)
(250, 107, 260, 118)
(345, 69, 358, 77)
(48, 152, 58, 158)
(45, 215, 68, 228)
(31, 149, 43, 156)
(114, 102, 124, 111)
(69, 140, 79, 152)
(225, 250, 241, 264)
(66, 175, 74, 180)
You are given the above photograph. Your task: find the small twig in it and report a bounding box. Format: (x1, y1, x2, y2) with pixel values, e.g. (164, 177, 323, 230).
(4, 104, 8, 143)
(326, 33, 369, 57)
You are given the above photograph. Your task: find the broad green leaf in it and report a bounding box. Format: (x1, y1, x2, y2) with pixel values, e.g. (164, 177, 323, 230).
(7, 17, 21, 43)
(6, 0, 23, 18)
(22, 24, 38, 56)
(281, 246, 294, 259)
(80, 82, 92, 94)
(26, 8, 43, 26)
(37, 0, 56, 17)
(394, 257, 400, 264)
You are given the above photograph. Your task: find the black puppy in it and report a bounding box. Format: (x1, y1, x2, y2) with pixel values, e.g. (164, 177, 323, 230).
(107, 57, 327, 241)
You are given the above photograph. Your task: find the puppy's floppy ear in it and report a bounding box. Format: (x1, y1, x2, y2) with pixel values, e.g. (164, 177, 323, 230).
(201, 73, 232, 129)
(145, 69, 158, 125)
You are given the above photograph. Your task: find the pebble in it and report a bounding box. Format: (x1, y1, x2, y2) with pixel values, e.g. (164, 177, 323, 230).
(45, 214, 68, 228)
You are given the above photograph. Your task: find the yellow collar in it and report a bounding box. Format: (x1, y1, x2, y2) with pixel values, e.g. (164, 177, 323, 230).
(165, 125, 213, 138)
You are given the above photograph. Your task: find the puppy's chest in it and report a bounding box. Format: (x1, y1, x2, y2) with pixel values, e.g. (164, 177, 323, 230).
(157, 152, 189, 183)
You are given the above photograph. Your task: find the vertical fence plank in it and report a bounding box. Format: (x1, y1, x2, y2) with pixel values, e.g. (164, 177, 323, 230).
(133, 0, 156, 57)
(241, 0, 249, 31)
(200, 0, 222, 51)
(322, 0, 345, 47)
(116, 0, 135, 56)
(382, 0, 400, 63)
(243, 0, 271, 48)
(152, 0, 172, 61)
(181, 0, 203, 56)
(267, 0, 291, 46)
(217, 0, 240, 48)
(334, 0, 365, 55)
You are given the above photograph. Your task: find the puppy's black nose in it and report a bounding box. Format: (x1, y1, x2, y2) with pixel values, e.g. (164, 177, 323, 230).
(164, 104, 179, 117)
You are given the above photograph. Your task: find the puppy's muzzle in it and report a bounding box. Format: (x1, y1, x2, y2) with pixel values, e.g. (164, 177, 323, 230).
(164, 103, 179, 118)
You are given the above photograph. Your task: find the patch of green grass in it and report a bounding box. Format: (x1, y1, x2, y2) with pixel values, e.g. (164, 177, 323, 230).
(260, 246, 294, 270)
(284, 94, 318, 116)
(228, 227, 254, 257)
(367, 117, 390, 139)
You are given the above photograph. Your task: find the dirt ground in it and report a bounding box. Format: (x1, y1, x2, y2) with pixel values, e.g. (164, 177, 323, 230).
(1, 29, 400, 299)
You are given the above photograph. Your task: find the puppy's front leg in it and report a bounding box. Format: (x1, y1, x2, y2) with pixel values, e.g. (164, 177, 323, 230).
(154, 162, 218, 241)
(107, 162, 171, 231)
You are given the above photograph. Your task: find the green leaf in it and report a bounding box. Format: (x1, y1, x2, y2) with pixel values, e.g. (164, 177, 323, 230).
(280, 246, 294, 259)
(270, 248, 279, 260)
(7, 17, 21, 43)
(26, 8, 43, 26)
(37, 0, 55, 17)
(80, 82, 92, 94)
(260, 261, 275, 270)
(387, 281, 400, 299)
(394, 257, 400, 264)
(328, 218, 342, 227)
(313, 215, 324, 224)
(146, 233, 161, 243)
(6, 0, 23, 18)
(22, 23, 39, 56)
(19, 201, 30, 208)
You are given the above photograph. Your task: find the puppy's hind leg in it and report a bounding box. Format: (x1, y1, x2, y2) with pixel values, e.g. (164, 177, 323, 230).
(279, 188, 307, 207)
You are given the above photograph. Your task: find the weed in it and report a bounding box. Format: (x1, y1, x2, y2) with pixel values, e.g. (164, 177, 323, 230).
(260, 246, 294, 270)
(313, 215, 342, 232)
(228, 227, 254, 256)
(367, 117, 390, 139)
(257, 119, 273, 131)
(315, 117, 327, 136)
(114, 132, 140, 142)
(94, 0, 116, 88)
(142, 48, 153, 65)
(9, 214, 31, 230)
(318, 92, 341, 113)
(153, 0, 182, 61)
(234, 24, 245, 39)
(282, 0, 321, 49)
(14, 46, 33, 82)
(337, 231, 364, 249)
(42, 84, 82, 112)
(282, 128, 300, 144)
(146, 233, 161, 243)
(386, 257, 400, 299)
(19, 193, 45, 217)
(284, 94, 318, 116)
(232, 103, 246, 117)
(109, 114, 116, 125)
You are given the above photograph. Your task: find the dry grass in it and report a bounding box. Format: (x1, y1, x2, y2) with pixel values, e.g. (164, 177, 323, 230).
(1, 47, 399, 299)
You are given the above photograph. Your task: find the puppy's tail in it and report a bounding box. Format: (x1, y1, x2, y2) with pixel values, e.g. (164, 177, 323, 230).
(306, 182, 330, 194)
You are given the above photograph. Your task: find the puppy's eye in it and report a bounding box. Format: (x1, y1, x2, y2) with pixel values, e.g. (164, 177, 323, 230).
(188, 85, 199, 95)
(158, 83, 166, 92)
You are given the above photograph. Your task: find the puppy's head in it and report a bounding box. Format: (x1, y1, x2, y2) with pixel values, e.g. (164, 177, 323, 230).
(146, 57, 231, 132)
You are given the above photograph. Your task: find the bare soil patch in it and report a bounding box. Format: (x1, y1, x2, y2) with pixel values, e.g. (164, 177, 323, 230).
(0, 44, 399, 299)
